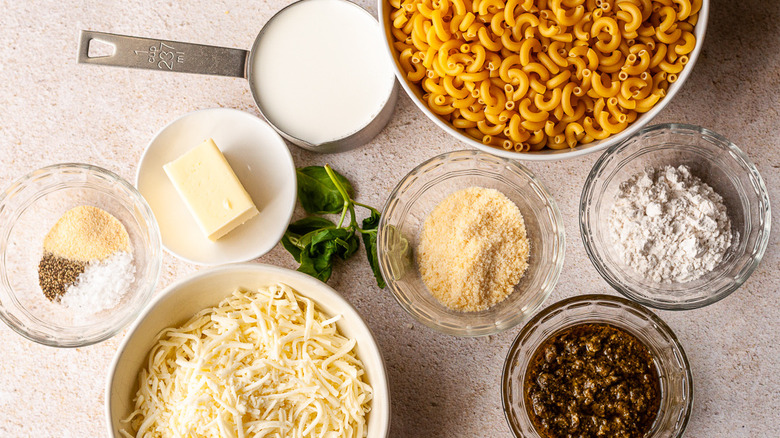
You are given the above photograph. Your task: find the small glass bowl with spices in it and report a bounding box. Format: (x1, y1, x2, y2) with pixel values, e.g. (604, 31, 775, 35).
(377, 150, 565, 336)
(502, 294, 694, 438)
(0, 163, 162, 347)
(581, 124, 771, 310)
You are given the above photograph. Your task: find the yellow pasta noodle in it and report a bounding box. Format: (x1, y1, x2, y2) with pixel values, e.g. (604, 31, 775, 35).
(387, 0, 699, 151)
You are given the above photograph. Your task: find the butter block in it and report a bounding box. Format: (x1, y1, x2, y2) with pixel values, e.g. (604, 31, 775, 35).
(164, 138, 258, 241)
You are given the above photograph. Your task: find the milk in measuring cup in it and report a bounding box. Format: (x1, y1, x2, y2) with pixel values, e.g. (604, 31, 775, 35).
(252, 0, 396, 145)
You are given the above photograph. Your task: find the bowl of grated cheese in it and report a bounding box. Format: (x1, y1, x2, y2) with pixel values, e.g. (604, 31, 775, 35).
(378, 150, 566, 336)
(106, 263, 389, 438)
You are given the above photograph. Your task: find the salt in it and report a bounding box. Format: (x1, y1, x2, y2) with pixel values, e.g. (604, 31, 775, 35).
(61, 250, 135, 313)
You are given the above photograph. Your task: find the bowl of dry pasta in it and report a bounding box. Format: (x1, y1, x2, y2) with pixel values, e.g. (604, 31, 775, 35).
(379, 0, 709, 160)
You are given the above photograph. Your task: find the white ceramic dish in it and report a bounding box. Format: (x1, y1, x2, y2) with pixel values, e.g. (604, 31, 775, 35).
(377, 0, 710, 161)
(136, 108, 296, 264)
(106, 263, 390, 438)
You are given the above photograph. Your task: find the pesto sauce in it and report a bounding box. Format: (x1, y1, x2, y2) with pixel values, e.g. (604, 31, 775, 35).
(524, 323, 661, 438)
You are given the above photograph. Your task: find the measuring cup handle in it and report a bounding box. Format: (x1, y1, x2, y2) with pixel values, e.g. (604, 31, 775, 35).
(77, 30, 248, 78)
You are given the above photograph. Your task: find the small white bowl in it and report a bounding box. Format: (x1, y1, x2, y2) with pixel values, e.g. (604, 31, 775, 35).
(136, 108, 297, 265)
(106, 264, 390, 438)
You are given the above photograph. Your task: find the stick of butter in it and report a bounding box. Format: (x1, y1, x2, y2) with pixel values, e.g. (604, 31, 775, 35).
(164, 138, 259, 241)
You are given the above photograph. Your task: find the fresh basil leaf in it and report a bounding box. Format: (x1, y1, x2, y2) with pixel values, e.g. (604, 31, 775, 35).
(281, 235, 303, 262)
(337, 232, 361, 260)
(361, 211, 386, 289)
(287, 217, 336, 234)
(283, 165, 384, 286)
(298, 242, 336, 282)
(298, 230, 344, 282)
(310, 228, 359, 260)
(296, 166, 354, 214)
(282, 217, 336, 262)
(296, 227, 363, 283)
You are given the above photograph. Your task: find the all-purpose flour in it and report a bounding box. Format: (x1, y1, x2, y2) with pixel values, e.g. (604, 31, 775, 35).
(608, 165, 732, 283)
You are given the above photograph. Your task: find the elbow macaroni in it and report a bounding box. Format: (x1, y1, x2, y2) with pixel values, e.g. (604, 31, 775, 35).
(388, 0, 699, 151)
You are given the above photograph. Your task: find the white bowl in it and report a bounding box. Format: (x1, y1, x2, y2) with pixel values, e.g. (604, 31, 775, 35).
(136, 108, 297, 265)
(106, 264, 390, 437)
(377, 1, 710, 161)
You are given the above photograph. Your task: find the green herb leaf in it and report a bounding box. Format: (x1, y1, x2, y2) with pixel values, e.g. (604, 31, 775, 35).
(296, 166, 354, 214)
(310, 228, 361, 260)
(298, 242, 336, 282)
(283, 165, 384, 286)
(342, 233, 361, 259)
(282, 217, 337, 262)
(297, 228, 360, 282)
(287, 217, 336, 237)
(361, 210, 386, 289)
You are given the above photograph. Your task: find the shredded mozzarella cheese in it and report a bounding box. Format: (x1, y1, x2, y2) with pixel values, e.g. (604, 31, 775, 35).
(120, 284, 373, 438)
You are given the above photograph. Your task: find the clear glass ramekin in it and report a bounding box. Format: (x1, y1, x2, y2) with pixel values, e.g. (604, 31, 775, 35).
(502, 294, 693, 438)
(580, 124, 771, 310)
(0, 163, 162, 347)
(377, 150, 565, 336)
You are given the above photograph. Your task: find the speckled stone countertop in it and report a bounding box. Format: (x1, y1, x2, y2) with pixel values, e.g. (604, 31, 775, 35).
(0, 1, 778, 437)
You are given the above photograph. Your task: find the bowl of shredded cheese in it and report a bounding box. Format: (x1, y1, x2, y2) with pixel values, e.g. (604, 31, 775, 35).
(378, 150, 565, 336)
(106, 263, 389, 438)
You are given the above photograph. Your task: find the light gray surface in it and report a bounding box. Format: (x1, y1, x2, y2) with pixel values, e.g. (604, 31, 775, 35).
(0, 0, 778, 437)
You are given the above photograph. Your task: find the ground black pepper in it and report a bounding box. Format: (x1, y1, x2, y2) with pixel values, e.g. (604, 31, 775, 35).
(38, 253, 86, 302)
(524, 323, 661, 438)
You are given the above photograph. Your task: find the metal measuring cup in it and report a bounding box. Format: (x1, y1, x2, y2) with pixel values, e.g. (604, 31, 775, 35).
(77, 1, 398, 154)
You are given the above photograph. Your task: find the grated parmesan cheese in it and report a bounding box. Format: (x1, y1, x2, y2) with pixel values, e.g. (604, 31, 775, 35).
(418, 187, 530, 312)
(120, 284, 373, 438)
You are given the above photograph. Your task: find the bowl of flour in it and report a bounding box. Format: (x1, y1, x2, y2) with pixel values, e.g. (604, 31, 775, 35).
(580, 124, 771, 310)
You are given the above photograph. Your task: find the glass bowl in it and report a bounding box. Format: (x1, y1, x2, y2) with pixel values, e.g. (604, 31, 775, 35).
(502, 294, 693, 438)
(377, 150, 565, 336)
(0, 163, 162, 347)
(580, 124, 771, 310)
